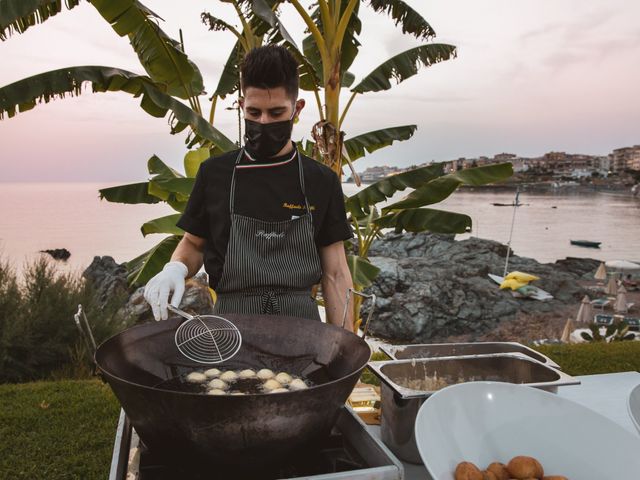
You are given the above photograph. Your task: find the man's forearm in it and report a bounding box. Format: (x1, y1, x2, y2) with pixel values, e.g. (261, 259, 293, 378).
(170, 236, 204, 278)
(322, 267, 354, 330)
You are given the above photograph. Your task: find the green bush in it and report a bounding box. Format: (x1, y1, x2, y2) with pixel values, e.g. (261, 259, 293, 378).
(0, 379, 120, 479)
(534, 342, 640, 376)
(0, 256, 133, 383)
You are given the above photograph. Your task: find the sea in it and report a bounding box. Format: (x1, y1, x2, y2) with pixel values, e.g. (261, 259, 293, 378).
(1, 182, 639, 278)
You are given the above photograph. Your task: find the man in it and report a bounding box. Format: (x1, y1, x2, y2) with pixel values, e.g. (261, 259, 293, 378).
(144, 45, 354, 330)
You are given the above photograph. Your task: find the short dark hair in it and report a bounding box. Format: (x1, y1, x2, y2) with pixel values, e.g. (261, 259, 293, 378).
(240, 45, 299, 100)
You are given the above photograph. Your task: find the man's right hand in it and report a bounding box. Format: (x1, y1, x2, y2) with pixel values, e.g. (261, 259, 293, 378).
(143, 261, 189, 321)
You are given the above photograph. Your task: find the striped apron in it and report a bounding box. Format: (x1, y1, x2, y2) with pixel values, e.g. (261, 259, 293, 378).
(212, 149, 323, 321)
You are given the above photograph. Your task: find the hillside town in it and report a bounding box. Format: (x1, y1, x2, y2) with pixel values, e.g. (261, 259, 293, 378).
(355, 145, 640, 191)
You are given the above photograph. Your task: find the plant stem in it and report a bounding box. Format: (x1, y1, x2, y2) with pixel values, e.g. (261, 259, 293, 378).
(339, 91, 357, 129)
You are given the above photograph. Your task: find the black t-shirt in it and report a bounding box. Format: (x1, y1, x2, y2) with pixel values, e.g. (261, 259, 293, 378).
(176, 144, 353, 289)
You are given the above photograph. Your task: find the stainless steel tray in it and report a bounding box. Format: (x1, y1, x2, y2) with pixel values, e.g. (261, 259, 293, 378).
(367, 353, 580, 464)
(380, 341, 561, 369)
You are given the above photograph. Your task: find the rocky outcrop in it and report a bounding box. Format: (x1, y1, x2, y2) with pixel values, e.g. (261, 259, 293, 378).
(82, 256, 129, 307)
(40, 248, 71, 261)
(123, 272, 214, 323)
(363, 233, 599, 342)
(82, 256, 214, 322)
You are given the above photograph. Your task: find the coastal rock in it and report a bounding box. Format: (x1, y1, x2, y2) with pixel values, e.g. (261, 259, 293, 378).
(83, 257, 214, 322)
(364, 233, 596, 342)
(123, 271, 214, 323)
(39, 248, 71, 261)
(82, 256, 129, 307)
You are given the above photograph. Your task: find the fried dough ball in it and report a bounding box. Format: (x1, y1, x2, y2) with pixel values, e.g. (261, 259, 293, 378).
(219, 370, 238, 382)
(455, 461, 484, 480)
(204, 368, 221, 379)
(257, 368, 275, 380)
(206, 388, 226, 395)
(262, 379, 282, 391)
(289, 378, 308, 391)
(482, 471, 497, 480)
(208, 378, 228, 390)
(186, 372, 207, 383)
(275, 372, 293, 385)
(506, 456, 543, 479)
(269, 388, 289, 394)
(486, 462, 510, 480)
(238, 369, 256, 379)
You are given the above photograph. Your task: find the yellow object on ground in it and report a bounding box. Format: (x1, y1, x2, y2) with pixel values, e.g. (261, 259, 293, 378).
(505, 271, 540, 283)
(499, 278, 528, 290)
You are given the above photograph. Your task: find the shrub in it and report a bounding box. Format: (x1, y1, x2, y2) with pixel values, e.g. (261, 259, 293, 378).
(534, 342, 640, 376)
(0, 256, 134, 383)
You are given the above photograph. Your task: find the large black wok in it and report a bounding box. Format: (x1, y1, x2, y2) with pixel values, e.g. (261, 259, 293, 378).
(95, 313, 371, 471)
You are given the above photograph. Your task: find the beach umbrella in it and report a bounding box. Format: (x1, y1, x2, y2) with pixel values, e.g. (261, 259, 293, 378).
(614, 285, 628, 313)
(605, 275, 618, 296)
(575, 295, 594, 323)
(605, 260, 640, 272)
(594, 262, 607, 281)
(561, 318, 575, 343)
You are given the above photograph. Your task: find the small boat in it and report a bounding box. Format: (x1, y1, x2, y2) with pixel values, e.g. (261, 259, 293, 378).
(491, 202, 527, 207)
(570, 240, 601, 248)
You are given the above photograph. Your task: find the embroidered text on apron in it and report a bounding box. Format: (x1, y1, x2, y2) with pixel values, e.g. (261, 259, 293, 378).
(213, 149, 323, 320)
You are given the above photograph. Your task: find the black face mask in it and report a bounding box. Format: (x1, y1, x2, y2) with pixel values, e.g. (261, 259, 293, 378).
(243, 111, 295, 159)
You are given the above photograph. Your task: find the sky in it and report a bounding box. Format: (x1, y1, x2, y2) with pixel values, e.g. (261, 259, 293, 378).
(0, 0, 639, 182)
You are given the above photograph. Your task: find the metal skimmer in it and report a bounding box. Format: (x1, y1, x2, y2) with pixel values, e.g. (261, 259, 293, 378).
(169, 305, 242, 364)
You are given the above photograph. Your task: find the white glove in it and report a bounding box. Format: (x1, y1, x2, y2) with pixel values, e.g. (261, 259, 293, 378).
(143, 261, 189, 321)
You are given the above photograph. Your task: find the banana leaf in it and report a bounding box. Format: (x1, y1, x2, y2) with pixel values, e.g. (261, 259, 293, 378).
(0, 0, 81, 40)
(148, 154, 182, 178)
(98, 182, 160, 204)
(346, 254, 380, 289)
(141, 214, 183, 237)
(344, 125, 416, 163)
(301, 0, 361, 85)
(0, 66, 235, 150)
(91, 0, 204, 99)
(367, 0, 436, 41)
(251, 0, 296, 47)
(184, 147, 210, 178)
(383, 163, 514, 212)
(150, 177, 195, 197)
(352, 44, 457, 94)
(126, 234, 182, 286)
(345, 163, 444, 219)
(211, 40, 242, 98)
(374, 208, 472, 234)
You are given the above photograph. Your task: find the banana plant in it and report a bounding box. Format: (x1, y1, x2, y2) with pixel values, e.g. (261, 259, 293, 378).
(249, 0, 457, 177)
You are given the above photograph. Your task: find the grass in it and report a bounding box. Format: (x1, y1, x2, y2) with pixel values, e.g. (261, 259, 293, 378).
(0, 379, 119, 479)
(1, 342, 638, 478)
(534, 341, 640, 376)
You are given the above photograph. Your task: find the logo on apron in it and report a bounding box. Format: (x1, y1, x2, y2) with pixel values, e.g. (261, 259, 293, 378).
(256, 230, 285, 240)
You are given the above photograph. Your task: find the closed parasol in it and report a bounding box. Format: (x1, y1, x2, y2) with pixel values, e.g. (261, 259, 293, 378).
(605, 275, 618, 296)
(576, 295, 594, 323)
(614, 285, 629, 313)
(594, 262, 607, 281)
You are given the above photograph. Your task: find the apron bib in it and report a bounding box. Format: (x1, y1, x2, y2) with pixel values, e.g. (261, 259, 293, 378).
(213, 149, 323, 320)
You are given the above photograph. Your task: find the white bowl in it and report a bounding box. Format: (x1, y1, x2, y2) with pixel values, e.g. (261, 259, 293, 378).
(629, 383, 640, 434)
(415, 382, 640, 480)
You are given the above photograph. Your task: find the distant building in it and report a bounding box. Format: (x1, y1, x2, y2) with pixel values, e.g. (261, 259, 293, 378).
(610, 145, 640, 172)
(359, 165, 401, 183)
